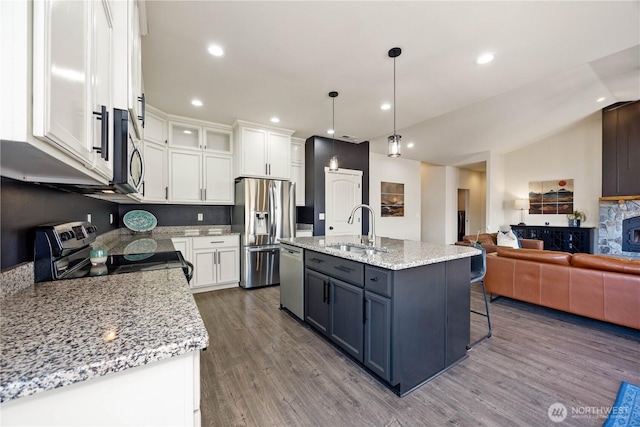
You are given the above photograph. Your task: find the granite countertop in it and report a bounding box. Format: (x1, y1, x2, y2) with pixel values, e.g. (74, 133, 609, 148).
(101, 227, 239, 255)
(280, 235, 480, 270)
(0, 267, 209, 403)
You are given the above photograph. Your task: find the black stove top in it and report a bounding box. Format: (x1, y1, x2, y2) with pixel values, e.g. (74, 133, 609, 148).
(61, 251, 190, 280)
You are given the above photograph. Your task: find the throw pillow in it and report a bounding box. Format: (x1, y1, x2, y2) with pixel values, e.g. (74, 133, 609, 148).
(497, 229, 520, 248)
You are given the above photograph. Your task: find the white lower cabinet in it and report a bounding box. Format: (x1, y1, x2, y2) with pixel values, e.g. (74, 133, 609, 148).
(0, 351, 201, 427)
(172, 235, 239, 293)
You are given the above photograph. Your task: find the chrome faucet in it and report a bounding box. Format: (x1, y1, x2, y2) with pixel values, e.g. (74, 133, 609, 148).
(347, 204, 376, 245)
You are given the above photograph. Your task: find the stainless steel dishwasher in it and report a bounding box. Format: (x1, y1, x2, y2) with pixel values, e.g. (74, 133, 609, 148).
(279, 243, 304, 320)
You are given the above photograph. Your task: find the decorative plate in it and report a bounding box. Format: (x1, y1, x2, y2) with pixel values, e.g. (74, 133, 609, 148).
(123, 210, 158, 232)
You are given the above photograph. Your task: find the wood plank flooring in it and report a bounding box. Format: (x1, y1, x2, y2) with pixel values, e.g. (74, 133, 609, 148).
(194, 286, 639, 427)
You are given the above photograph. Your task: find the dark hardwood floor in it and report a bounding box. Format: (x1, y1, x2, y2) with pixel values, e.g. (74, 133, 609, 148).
(194, 286, 639, 427)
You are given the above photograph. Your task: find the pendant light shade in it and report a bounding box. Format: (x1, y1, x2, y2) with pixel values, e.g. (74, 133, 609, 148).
(328, 91, 339, 171)
(388, 47, 402, 158)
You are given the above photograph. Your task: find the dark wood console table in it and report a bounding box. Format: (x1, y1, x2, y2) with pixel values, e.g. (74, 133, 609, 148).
(511, 225, 595, 254)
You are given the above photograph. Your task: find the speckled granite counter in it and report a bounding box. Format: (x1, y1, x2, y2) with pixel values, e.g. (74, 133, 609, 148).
(103, 226, 239, 255)
(280, 235, 479, 270)
(0, 267, 209, 403)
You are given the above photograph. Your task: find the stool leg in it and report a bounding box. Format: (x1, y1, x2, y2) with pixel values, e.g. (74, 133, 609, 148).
(467, 280, 492, 350)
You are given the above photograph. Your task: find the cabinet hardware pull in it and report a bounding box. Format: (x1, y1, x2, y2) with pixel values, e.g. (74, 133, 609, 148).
(204, 188, 206, 200)
(165, 186, 168, 200)
(364, 299, 369, 323)
(268, 163, 271, 175)
(323, 281, 328, 303)
(309, 258, 324, 263)
(92, 105, 108, 160)
(327, 284, 331, 303)
(334, 265, 354, 273)
(210, 241, 224, 244)
(265, 163, 268, 175)
(370, 276, 379, 282)
(137, 93, 146, 128)
(142, 181, 145, 197)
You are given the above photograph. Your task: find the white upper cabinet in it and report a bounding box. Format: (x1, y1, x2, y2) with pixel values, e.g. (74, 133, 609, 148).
(291, 137, 305, 164)
(233, 120, 293, 180)
(291, 137, 305, 206)
(166, 115, 234, 205)
(142, 140, 168, 202)
(90, 0, 114, 179)
(168, 149, 202, 203)
(127, 0, 144, 139)
(31, 0, 115, 181)
(32, 1, 91, 165)
(144, 108, 167, 145)
(203, 154, 233, 204)
(169, 122, 202, 150)
(204, 128, 232, 154)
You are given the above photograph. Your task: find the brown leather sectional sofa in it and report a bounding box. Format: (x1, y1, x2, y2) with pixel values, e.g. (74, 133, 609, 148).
(456, 233, 544, 253)
(485, 248, 640, 329)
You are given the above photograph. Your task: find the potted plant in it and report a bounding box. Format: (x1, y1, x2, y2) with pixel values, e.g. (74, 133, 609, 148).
(567, 210, 586, 227)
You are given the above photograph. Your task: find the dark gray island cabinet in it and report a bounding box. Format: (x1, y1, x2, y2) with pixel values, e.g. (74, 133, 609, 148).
(303, 249, 471, 396)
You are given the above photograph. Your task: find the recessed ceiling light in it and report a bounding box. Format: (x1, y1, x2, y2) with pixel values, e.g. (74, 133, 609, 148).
(597, 97, 606, 103)
(183, 130, 192, 135)
(191, 99, 203, 107)
(407, 142, 415, 148)
(380, 103, 391, 110)
(475, 53, 495, 65)
(327, 129, 335, 135)
(270, 117, 280, 123)
(207, 45, 224, 57)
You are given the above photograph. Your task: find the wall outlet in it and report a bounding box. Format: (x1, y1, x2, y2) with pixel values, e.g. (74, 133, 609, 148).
(109, 213, 114, 224)
(319, 213, 325, 220)
(197, 213, 203, 221)
(87, 213, 92, 223)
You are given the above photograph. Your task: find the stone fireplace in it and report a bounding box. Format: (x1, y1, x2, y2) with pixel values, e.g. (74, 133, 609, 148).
(598, 199, 640, 258)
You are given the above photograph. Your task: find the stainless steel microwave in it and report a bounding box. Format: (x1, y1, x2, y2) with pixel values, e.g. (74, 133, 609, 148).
(112, 108, 144, 194)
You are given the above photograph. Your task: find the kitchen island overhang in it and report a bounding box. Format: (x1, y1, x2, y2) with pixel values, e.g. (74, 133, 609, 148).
(280, 235, 480, 396)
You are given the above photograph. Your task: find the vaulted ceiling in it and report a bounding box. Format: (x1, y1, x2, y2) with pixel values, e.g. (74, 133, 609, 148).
(142, 1, 640, 167)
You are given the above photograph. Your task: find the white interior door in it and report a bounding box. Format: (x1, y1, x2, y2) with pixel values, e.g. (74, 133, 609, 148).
(325, 168, 362, 236)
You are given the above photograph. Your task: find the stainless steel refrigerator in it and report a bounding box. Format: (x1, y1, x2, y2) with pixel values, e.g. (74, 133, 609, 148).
(232, 178, 295, 288)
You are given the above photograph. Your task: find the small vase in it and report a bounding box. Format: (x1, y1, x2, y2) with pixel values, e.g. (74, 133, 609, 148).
(568, 219, 580, 227)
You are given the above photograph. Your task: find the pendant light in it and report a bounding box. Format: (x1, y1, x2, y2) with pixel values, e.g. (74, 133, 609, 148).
(388, 47, 402, 157)
(328, 91, 339, 171)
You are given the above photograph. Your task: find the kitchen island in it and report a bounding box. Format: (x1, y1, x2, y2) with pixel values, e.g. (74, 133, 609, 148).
(279, 235, 479, 396)
(0, 240, 209, 426)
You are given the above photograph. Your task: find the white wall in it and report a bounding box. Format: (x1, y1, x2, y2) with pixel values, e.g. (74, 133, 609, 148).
(369, 152, 422, 241)
(486, 151, 506, 232)
(421, 163, 446, 244)
(503, 112, 602, 228)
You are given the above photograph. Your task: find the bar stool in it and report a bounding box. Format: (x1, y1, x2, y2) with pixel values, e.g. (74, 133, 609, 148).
(467, 247, 492, 350)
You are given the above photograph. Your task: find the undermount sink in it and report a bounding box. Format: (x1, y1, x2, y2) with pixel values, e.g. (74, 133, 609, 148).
(326, 244, 389, 255)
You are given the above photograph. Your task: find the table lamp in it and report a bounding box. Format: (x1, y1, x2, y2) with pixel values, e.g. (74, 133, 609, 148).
(515, 199, 530, 225)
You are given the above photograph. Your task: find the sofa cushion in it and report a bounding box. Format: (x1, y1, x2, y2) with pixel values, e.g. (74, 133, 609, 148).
(496, 247, 572, 265)
(571, 254, 640, 276)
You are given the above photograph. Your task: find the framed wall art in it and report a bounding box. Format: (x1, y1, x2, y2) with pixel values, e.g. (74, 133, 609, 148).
(381, 182, 404, 217)
(528, 179, 573, 214)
